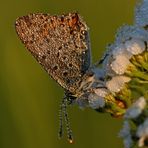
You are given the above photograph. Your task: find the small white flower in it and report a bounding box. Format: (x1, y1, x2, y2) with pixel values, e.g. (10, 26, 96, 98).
(110, 55, 130, 75)
(136, 118, 148, 147)
(88, 93, 105, 109)
(112, 43, 132, 59)
(125, 38, 145, 55)
(106, 76, 131, 93)
(125, 97, 146, 119)
(119, 121, 132, 148)
(135, 0, 148, 27)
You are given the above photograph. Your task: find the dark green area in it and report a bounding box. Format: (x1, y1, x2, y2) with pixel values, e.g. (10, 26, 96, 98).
(0, 0, 136, 147)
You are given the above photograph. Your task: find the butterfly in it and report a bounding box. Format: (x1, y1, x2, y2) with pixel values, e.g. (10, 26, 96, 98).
(15, 12, 92, 143)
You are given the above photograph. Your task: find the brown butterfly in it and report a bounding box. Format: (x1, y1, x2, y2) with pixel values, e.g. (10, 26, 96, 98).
(15, 12, 91, 143)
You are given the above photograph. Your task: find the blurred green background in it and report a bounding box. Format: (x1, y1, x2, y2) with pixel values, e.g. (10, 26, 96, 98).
(0, 0, 136, 148)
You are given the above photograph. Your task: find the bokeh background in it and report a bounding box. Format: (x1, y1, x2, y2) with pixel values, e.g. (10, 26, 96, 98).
(0, 0, 136, 148)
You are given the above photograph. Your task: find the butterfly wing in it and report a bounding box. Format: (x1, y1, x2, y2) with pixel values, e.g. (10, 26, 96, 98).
(15, 13, 91, 93)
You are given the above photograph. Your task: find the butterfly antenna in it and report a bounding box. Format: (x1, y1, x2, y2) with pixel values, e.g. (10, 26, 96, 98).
(63, 97, 73, 143)
(58, 95, 73, 144)
(58, 98, 64, 139)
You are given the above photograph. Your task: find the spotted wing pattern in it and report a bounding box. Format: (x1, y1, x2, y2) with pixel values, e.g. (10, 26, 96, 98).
(15, 13, 91, 93)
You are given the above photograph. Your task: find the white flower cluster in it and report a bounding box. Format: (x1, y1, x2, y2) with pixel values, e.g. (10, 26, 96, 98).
(76, 0, 148, 147)
(76, 0, 148, 116)
(118, 0, 148, 147)
(75, 0, 148, 147)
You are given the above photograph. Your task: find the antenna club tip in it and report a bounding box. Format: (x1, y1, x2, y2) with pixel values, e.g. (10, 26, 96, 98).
(68, 139, 74, 144)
